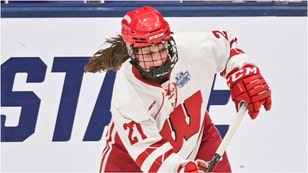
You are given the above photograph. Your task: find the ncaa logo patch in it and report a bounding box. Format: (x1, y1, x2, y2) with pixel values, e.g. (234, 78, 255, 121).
(175, 71, 191, 88)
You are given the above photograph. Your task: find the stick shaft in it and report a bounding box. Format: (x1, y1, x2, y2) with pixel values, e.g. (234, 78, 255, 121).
(216, 103, 247, 155)
(205, 103, 247, 172)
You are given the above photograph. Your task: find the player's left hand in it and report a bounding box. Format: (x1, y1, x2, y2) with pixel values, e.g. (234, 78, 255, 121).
(226, 64, 272, 119)
(178, 159, 208, 173)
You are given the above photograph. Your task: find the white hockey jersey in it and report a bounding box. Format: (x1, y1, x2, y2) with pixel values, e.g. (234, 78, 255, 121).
(100, 31, 252, 172)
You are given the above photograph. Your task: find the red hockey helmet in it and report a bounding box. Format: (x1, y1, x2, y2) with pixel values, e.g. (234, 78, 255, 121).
(121, 6, 171, 48)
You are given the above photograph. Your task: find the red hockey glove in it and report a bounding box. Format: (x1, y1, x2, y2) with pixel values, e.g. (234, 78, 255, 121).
(226, 64, 272, 119)
(178, 159, 208, 173)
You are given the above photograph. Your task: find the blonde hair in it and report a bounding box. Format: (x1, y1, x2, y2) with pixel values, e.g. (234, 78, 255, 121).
(84, 35, 129, 72)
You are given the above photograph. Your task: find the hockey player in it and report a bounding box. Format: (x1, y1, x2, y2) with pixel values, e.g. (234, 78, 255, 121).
(84, 6, 272, 173)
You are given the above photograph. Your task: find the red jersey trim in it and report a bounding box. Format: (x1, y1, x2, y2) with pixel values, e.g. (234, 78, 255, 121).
(220, 48, 245, 77)
(149, 148, 175, 172)
(100, 123, 115, 173)
(135, 140, 167, 166)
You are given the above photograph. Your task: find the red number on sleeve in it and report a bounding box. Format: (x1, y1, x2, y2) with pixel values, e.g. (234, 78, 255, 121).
(212, 30, 228, 40)
(124, 121, 148, 145)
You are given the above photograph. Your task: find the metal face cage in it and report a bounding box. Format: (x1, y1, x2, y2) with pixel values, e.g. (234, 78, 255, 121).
(129, 36, 178, 83)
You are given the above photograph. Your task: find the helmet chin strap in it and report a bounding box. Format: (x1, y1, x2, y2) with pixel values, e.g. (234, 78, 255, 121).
(130, 58, 171, 84)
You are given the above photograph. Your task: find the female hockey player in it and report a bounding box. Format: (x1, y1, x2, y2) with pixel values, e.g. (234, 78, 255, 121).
(84, 6, 272, 173)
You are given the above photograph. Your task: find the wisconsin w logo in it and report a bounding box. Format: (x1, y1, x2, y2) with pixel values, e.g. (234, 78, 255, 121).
(160, 91, 202, 152)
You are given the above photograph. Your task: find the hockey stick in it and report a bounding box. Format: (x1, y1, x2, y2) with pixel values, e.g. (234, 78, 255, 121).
(205, 102, 248, 172)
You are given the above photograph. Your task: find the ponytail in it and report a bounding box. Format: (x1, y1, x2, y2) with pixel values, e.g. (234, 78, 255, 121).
(84, 35, 129, 72)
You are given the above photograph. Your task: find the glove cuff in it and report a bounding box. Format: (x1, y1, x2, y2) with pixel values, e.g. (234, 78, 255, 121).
(226, 64, 260, 88)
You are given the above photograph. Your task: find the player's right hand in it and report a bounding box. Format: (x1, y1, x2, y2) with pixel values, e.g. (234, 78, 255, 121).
(226, 64, 272, 119)
(178, 159, 208, 173)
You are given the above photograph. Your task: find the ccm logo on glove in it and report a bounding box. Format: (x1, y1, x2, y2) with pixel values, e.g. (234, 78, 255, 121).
(227, 66, 258, 84)
(226, 64, 272, 119)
